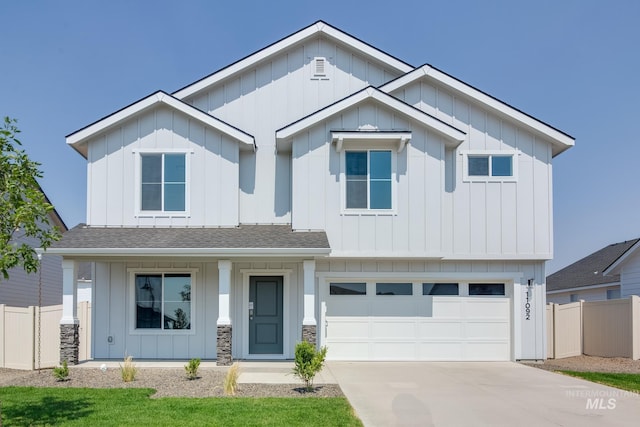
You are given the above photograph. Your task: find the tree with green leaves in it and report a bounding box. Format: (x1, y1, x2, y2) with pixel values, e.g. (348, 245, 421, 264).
(0, 117, 61, 279)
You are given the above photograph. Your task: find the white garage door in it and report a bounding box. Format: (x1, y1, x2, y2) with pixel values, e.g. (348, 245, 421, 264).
(323, 282, 511, 361)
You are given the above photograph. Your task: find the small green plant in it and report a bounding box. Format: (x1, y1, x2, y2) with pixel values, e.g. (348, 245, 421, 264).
(52, 360, 69, 381)
(292, 341, 328, 392)
(185, 358, 201, 380)
(120, 355, 137, 382)
(223, 362, 240, 396)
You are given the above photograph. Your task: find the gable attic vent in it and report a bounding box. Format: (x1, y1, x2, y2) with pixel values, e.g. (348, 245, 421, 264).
(313, 57, 327, 78)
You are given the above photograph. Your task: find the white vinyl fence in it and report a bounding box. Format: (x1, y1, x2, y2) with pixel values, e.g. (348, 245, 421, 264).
(0, 302, 91, 370)
(547, 296, 640, 360)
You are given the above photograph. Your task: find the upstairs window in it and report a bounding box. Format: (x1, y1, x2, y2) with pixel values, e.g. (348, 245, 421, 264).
(141, 153, 186, 212)
(346, 150, 392, 210)
(468, 155, 512, 177)
(463, 151, 517, 182)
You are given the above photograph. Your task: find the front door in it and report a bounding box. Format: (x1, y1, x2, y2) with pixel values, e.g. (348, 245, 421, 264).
(249, 276, 283, 354)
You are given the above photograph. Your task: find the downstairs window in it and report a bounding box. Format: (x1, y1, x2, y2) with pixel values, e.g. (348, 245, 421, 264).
(135, 273, 192, 330)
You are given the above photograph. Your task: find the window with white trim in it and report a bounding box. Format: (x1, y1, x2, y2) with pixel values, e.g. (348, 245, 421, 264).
(135, 273, 192, 330)
(462, 151, 517, 182)
(141, 153, 186, 212)
(345, 150, 392, 210)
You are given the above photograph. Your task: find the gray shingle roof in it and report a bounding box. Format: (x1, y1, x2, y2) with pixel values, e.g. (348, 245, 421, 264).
(50, 224, 330, 254)
(547, 239, 639, 291)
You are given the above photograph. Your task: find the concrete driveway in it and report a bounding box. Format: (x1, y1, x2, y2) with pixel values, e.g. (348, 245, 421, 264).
(327, 361, 640, 427)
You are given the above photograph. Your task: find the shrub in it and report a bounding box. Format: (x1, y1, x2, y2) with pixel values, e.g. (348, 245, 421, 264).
(185, 358, 201, 380)
(223, 362, 240, 396)
(52, 360, 69, 381)
(292, 341, 327, 392)
(120, 355, 137, 382)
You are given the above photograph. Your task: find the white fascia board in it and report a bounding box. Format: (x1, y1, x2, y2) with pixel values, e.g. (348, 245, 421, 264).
(329, 251, 552, 260)
(381, 65, 575, 156)
(174, 22, 413, 100)
(546, 282, 620, 294)
(45, 247, 331, 257)
(66, 92, 255, 156)
(603, 241, 640, 275)
(276, 87, 465, 147)
(319, 24, 413, 74)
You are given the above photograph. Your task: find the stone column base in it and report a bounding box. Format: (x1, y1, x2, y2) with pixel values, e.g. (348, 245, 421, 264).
(217, 325, 232, 366)
(60, 324, 79, 365)
(302, 324, 317, 345)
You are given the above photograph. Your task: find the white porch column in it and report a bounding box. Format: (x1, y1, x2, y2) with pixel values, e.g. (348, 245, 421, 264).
(217, 260, 232, 325)
(303, 260, 316, 326)
(60, 259, 78, 325)
(216, 260, 233, 365)
(302, 260, 317, 345)
(60, 259, 79, 364)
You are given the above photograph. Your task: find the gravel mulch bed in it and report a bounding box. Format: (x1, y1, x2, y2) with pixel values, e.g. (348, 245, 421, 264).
(0, 367, 343, 398)
(522, 355, 640, 374)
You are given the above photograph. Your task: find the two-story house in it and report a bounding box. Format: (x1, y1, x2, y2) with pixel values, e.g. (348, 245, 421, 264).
(49, 21, 574, 365)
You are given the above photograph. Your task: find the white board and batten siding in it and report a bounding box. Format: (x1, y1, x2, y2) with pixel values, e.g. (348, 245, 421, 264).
(91, 259, 306, 360)
(290, 96, 553, 260)
(92, 260, 219, 360)
(185, 37, 402, 225)
(86, 107, 240, 227)
(390, 80, 554, 258)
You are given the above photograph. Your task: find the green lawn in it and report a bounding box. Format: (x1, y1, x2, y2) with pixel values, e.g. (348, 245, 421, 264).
(0, 387, 363, 426)
(560, 371, 640, 394)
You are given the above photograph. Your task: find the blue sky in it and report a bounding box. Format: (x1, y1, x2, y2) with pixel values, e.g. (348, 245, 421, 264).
(1, 0, 638, 273)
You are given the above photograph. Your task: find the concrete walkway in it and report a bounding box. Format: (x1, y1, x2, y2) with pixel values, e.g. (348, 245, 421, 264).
(326, 361, 640, 427)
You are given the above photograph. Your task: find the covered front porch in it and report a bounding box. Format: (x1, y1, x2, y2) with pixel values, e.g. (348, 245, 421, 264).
(47, 225, 330, 365)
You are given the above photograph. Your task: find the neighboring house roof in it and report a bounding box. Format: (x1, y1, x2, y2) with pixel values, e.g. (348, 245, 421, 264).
(275, 86, 466, 152)
(66, 91, 256, 158)
(48, 224, 331, 257)
(39, 183, 68, 232)
(380, 64, 575, 157)
(547, 239, 640, 292)
(173, 20, 414, 100)
(603, 239, 640, 275)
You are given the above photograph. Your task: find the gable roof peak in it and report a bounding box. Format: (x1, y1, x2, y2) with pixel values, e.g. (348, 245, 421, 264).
(173, 21, 414, 100)
(66, 90, 255, 158)
(381, 63, 575, 157)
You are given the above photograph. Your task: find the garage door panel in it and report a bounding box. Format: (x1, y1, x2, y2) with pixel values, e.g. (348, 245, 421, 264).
(371, 342, 415, 360)
(324, 287, 511, 361)
(465, 299, 509, 317)
(465, 321, 510, 338)
(432, 300, 463, 317)
(464, 342, 510, 360)
(418, 321, 463, 338)
(327, 342, 369, 360)
(418, 342, 464, 360)
(326, 318, 369, 338)
(371, 320, 417, 338)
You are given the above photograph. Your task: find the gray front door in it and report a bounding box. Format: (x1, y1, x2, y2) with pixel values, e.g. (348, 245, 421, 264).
(249, 276, 283, 354)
